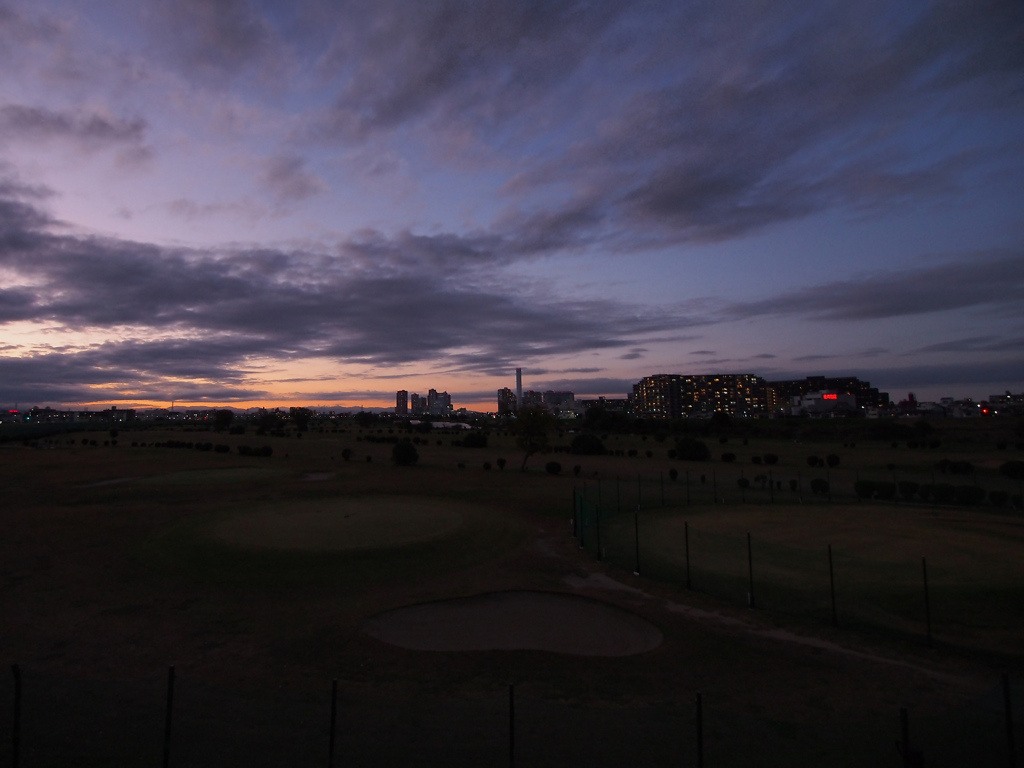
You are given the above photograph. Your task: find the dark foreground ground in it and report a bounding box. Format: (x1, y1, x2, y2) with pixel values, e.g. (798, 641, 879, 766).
(1, 433, 1022, 766)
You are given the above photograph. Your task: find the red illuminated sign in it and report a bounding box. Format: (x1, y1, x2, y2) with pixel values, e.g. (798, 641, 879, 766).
(822, 394, 838, 400)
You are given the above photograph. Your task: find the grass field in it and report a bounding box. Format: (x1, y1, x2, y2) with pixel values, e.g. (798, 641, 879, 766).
(1, 419, 1022, 766)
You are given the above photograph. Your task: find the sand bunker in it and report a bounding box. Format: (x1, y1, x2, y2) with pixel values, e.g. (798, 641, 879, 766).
(364, 591, 663, 656)
(212, 496, 468, 552)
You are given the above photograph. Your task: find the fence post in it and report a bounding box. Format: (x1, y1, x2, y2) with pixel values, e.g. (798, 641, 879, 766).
(747, 533, 755, 608)
(633, 511, 641, 576)
(509, 684, 515, 768)
(329, 678, 338, 768)
(1004, 673, 1016, 768)
(11, 664, 21, 768)
(828, 544, 837, 627)
(922, 557, 932, 647)
(163, 665, 175, 768)
(637, 473, 642, 511)
(685, 521, 691, 590)
(695, 692, 704, 768)
(596, 479, 602, 560)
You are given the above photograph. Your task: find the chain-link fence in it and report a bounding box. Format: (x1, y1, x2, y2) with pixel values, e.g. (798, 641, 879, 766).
(574, 469, 1024, 650)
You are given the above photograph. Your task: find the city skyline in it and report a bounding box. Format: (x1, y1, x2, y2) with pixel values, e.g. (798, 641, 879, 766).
(1, 2, 1022, 411)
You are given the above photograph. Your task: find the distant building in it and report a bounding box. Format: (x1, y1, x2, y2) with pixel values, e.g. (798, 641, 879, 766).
(543, 391, 575, 411)
(632, 374, 767, 418)
(396, 390, 408, 416)
(497, 388, 517, 415)
(427, 389, 453, 416)
(766, 376, 888, 411)
(791, 391, 857, 416)
(410, 393, 427, 416)
(521, 390, 544, 409)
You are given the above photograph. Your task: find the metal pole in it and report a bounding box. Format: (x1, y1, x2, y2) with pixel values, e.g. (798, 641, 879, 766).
(686, 470, 690, 506)
(900, 707, 910, 768)
(695, 692, 704, 768)
(1004, 673, 1016, 768)
(329, 678, 338, 768)
(638, 473, 642, 510)
(596, 479, 602, 560)
(828, 544, 837, 627)
(685, 521, 691, 590)
(922, 557, 932, 647)
(747, 533, 755, 608)
(11, 664, 21, 768)
(634, 512, 640, 576)
(163, 665, 175, 768)
(509, 684, 515, 768)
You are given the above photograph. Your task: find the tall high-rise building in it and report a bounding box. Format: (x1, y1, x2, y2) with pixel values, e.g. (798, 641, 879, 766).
(632, 374, 767, 418)
(410, 393, 427, 415)
(516, 368, 522, 412)
(396, 390, 408, 415)
(497, 388, 517, 415)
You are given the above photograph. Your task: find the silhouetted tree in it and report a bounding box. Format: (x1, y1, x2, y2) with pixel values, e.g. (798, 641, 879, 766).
(515, 408, 555, 471)
(392, 440, 418, 466)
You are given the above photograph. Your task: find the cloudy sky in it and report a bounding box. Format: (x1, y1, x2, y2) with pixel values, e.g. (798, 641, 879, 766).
(1, 1, 1022, 411)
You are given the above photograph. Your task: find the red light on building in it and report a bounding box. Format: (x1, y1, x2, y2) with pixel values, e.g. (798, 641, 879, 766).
(822, 393, 838, 400)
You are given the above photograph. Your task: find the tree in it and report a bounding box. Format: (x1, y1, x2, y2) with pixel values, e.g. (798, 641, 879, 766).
(213, 409, 235, 430)
(570, 433, 606, 455)
(515, 408, 555, 471)
(392, 440, 418, 466)
(545, 461, 562, 476)
(674, 437, 711, 462)
(289, 407, 313, 431)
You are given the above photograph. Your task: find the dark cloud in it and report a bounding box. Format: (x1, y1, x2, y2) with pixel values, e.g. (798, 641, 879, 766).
(259, 155, 326, 203)
(499, 0, 1024, 244)
(0, 190, 699, 403)
(312, 1, 625, 141)
(726, 251, 1024, 321)
(0, 104, 150, 161)
(912, 336, 1024, 354)
(140, 0, 287, 81)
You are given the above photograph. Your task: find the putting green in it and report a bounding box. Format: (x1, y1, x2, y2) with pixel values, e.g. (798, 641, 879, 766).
(211, 496, 470, 552)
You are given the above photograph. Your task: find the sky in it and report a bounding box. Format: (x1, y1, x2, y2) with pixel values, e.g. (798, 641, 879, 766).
(0, 0, 1022, 412)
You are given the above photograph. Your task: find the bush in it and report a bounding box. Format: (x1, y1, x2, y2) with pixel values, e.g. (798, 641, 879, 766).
(898, 480, 919, 500)
(461, 431, 488, 448)
(721, 452, 736, 463)
(669, 468, 679, 482)
(806, 455, 820, 468)
(545, 461, 562, 476)
(737, 477, 750, 489)
(341, 448, 352, 461)
(810, 478, 829, 496)
(570, 433, 606, 455)
(389, 442, 417, 466)
(674, 437, 711, 462)
(751, 455, 762, 465)
(999, 461, 1024, 480)
(954, 485, 986, 505)
(874, 482, 896, 500)
(826, 454, 840, 468)
(214, 444, 230, 454)
(762, 453, 779, 465)
(496, 458, 506, 471)
(483, 461, 491, 471)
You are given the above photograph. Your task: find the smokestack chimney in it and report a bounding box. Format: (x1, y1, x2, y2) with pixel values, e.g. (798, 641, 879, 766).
(516, 368, 522, 411)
